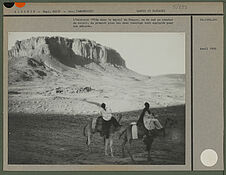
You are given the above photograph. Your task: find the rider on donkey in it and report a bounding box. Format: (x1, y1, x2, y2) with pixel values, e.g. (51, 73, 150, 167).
(137, 102, 165, 138)
(99, 103, 121, 139)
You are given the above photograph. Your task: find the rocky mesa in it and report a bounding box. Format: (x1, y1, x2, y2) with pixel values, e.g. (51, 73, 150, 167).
(8, 36, 126, 68)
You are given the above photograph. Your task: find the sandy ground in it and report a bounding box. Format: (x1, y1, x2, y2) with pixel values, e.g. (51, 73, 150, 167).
(8, 70, 185, 115)
(8, 55, 185, 115)
(8, 105, 185, 165)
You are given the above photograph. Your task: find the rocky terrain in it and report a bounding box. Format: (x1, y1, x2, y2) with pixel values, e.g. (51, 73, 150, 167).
(8, 36, 185, 114)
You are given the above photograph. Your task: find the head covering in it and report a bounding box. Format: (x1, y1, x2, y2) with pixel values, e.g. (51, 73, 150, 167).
(101, 103, 106, 110)
(144, 102, 150, 109)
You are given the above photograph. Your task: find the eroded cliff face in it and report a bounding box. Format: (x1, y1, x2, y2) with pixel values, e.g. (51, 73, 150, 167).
(8, 36, 126, 67)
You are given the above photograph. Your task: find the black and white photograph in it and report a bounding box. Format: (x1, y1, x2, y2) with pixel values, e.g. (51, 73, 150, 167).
(8, 32, 185, 165)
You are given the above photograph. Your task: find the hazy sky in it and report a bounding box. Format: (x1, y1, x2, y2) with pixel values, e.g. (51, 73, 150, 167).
(8, 32, 185, 76)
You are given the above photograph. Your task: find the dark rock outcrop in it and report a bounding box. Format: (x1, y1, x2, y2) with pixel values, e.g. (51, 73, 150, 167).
(8, 36, 126, 68)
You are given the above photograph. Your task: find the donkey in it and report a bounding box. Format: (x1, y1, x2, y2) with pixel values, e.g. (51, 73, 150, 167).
(119, 118, 176, 162)
(83, 115, 122, 157)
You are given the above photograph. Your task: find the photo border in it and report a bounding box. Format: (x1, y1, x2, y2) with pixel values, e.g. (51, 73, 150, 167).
(0, 0, 225, 175)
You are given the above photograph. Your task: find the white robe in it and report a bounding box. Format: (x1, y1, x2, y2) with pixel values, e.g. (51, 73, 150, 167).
(143, 112, 163, 130)
(100, 108, 112, 121)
